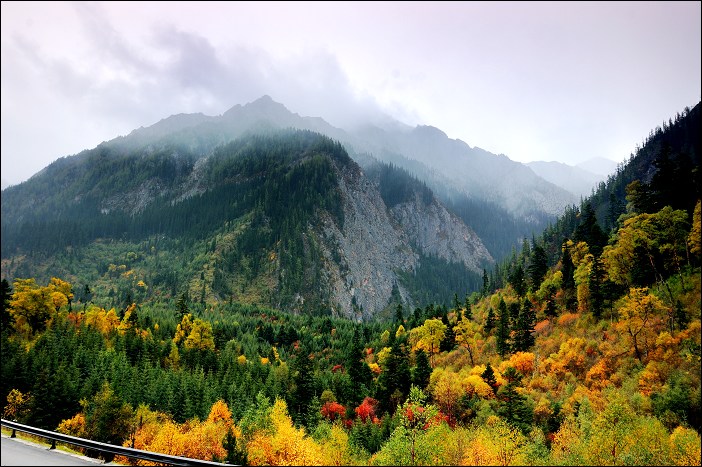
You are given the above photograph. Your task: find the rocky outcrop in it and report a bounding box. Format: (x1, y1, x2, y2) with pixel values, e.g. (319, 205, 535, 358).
(313, 160, 493, 321)
(390, 192, 493, 272)
(315, 163, 417, 321)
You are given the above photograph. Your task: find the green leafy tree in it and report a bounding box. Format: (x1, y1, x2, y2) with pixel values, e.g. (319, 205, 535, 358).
(399, 386, 440, 466)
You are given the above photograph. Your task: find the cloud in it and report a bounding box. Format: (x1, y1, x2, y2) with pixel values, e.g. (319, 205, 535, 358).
(1, 3, 397, 185)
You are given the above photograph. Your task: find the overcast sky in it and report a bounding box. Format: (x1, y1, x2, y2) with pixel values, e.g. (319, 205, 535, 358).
(2, 1, 700, 187)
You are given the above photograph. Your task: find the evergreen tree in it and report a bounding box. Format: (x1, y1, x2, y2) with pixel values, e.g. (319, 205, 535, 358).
(484, 307, 496, 334)
(482, 269, 490, 296)
(223, 427, 248, 465)
(575, 202, 607, 256)
(439, 313, 456, 352)
(527, 244, 548, 291)
(497, 367, 533, 434)
(1, 279, 13, 332)
(290, 343, 314, 426)
(513, 298, 536, 352)
(589, 255, 605, 319)
(481, 363, 498, 394)
(509, 263, 527, 298)
(464, 294, 473, 320)
(452, 293, 461, 312)
(508, 301, 520, 330)
(347, 328, 372, 403)
(394, 303, 404, 325)
(496, 298, 511, 358)
(674, 300, 689, 332)
(176, 292, 189, 321)
(560, 241, 577, 311)
(376, 338, 411, 413)
(412, 349, 432, 390)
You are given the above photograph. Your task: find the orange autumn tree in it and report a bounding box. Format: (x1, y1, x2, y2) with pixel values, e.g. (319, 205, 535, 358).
(118, 400, 233, 465)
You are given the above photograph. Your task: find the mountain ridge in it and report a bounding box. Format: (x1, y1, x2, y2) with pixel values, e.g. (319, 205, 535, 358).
(1, 128, 493, 320)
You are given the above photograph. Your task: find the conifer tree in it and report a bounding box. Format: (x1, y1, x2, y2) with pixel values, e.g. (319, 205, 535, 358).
(481, 363, 498, 394)
(464, 294, 473, 320)
(497, 366, 533, 434)
(412, 349, 432, 390)
(513, 298, 536, 352)
(496, 298, 511, 358)
(485, 307, 496, 334)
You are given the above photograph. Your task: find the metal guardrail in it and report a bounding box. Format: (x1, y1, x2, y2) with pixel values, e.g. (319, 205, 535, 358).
(1, 419, 229, 466)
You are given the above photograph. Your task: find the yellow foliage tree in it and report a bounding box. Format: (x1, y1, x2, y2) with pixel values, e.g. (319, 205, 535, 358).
(3, 389, 32, 422)
(184, 318, 215, 351)
(173, 313, 194, 346)
(246, 398, 326, 466)
(57, 413, 87, 439)
(9, 277, 73, 336)
(207, 399, 233, 427)
(669, 425, 702, 466)
(462, 416, 527, 466)
(453, 316, 483, 367)
(429, 367, 464, 425)
(409, 318, 446, 365)
(616, 287, 668, 362)
(84, 306, 121, 336)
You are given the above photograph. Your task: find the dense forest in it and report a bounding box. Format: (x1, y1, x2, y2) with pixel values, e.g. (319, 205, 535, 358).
(1, 104, 700, 466)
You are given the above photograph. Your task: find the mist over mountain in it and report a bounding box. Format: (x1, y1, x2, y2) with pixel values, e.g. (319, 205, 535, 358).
(1, 95, 596, 318)
(526, 160, 605, 198)
(120, 96, 574, 257)
(576, 156, 620, 177)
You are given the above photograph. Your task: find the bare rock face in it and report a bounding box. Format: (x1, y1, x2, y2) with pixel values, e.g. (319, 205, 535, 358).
(389, 192, 493, 272)
(313, 161, 493, 321)
(315, 163, 417, 321)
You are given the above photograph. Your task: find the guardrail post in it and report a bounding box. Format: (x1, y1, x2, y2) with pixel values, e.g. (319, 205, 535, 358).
(50, 439, 56, 449)
(11, 428, 16, 438)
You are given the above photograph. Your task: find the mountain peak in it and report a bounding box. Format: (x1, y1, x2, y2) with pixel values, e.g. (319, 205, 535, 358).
(223, 95, 294, 121)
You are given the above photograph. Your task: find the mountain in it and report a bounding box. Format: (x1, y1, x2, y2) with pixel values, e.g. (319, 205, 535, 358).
(1, 95, 591, 317)
(121, 96, 578, 229)
(526, 160, 604, 198)
(347, 124, 578, 220)
(1, 128, 493, 320)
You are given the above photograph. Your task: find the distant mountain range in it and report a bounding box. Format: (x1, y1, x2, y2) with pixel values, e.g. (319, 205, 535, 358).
(526, 159, 616, 199)
(1, 96, 622, 318)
